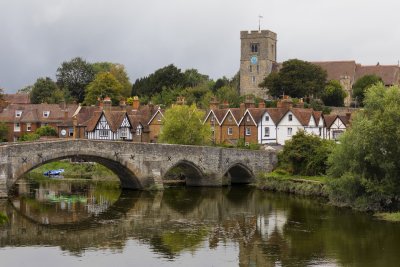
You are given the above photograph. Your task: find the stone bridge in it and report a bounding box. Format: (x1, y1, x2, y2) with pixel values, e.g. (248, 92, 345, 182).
(0, 140, 277, 197)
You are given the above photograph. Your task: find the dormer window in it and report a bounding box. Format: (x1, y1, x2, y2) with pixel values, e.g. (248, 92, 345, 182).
(43, 111, 50, 118)
(15, 110, 22, 117)
(288, 114, 293, 121)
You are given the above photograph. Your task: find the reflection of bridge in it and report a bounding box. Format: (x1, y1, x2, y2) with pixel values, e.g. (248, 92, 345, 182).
(0, 140, 277, 197)
(0, 188, 286, 258)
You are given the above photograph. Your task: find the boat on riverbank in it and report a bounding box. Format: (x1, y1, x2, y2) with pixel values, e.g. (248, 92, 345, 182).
(43, 169, 64, 177)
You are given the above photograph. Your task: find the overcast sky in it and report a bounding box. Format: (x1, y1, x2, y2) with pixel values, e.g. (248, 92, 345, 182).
(1, 0, 399, 93)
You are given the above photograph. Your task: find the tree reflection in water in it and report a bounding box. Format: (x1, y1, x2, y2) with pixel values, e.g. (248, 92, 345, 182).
(1, 179, 400, 266)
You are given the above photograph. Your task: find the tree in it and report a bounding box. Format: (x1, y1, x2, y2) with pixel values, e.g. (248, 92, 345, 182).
(0, 122, 8, 142)
(0, 87, 4, 100)
(17, 85, 33, 94)
(183, 69, 209, 88)
(259, 59, 327, 98)
(132, 64, 185, 97)
(215, 86, 241, 107)
(352, 74, 383, 106)
(31, 77, 64, 104)
(158, 104, 211, 145)
(279, 131, 334, 176)
(328, 84, 400, 210)
(56, 57, 95, 102)
(321, 80, 347, 107)
(84, 72, 123, 105)
(93, 62, 132, 98)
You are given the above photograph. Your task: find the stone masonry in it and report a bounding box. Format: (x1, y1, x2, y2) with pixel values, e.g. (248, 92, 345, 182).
(0, 140, 277, 197)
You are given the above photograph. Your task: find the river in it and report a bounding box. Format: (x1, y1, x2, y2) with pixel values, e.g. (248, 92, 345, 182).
(0, 177, 399, 267)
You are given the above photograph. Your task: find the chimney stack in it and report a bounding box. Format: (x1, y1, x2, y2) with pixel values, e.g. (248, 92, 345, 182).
(209, 97, 219, 110)
(258, 101, 266, 109)
(103, 96, 112, 111)
(132, 96, 140, 110)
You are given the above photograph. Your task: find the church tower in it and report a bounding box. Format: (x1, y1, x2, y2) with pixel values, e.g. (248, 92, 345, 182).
(240, 30, 277, 98)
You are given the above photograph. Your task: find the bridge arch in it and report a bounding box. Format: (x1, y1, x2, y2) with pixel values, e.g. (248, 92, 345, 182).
(223, 162, 255, 185)
(12, 152, 142, 190)
(163, 160, 205, 186)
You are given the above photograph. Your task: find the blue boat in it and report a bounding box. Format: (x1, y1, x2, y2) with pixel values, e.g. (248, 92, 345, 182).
(43, 169, 65, 176)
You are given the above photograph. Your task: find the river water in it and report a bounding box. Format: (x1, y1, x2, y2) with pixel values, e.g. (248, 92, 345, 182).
(1, 178, 400, 267)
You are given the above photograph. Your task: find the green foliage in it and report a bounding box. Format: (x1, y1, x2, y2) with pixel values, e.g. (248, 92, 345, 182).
(31, 77, 65, 104)
(352, 75, 383, 106)
(0, 87, 4, 100)
(321, 80, 347, 107)
(304, 99, 331, 114)
(182, 68, 210, 88)
(279, 131, 334, 176)
(236, 138, 260, 150)
(132, 64, 185, 97)
(375, 212, 400, 222)
(0, 212, 8, 225)
(19, 133, 40, 141)
(0, 122, 8, 142)
(84, 72, 123, 105)
(260, 59, 327, 98)
(17, 85, 33, 94)
(328, 84, 400, 210)
(215, 86, 241, 107)
(36, 126, 57, 136)
(56, 57, 95, 103)
(158, 104, 211, 145)
(93, 62, 132, 98)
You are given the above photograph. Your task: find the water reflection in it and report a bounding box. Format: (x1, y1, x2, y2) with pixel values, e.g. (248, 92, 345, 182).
(1, 179, 400, 267)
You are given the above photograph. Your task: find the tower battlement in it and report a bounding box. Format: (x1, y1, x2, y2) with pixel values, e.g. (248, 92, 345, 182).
(240, 30, 277, 40)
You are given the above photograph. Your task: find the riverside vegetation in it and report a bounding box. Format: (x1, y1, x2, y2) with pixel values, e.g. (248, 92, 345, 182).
(257, 83, 400, 220)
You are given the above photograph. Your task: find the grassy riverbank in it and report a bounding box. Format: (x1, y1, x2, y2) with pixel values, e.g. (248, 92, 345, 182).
(29, 160, 118, 180)
(375, 212, 400, 222)
(255, 170, 328, 197)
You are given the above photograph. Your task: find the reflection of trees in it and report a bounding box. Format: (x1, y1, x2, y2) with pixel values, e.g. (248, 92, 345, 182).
(1, 186, 400, 266)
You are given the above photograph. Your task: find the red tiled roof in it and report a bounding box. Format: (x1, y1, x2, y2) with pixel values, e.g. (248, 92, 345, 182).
(291, 108, 314, 126)
(355, 65, 400, 85)
(312, 61, 357, 82)
(246, 108, 267, 124)
(3, 94, 30, 104)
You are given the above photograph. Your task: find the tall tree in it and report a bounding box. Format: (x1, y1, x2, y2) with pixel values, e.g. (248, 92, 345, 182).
(183, 69, 209, 88)
(328, 83, 400, 210)
(31, 77, 63, 104)
(259, 59, 327, 98)
(131, 64, 185, 97)
(321, 80, 347, 107)
(17, 85, 33, 94)
(352, 74, 383, 106)
(159, 104, 211, 145)
(92, 62, 132, 98)
(84, 72, 123, 105)
(56, 57, 95, 102)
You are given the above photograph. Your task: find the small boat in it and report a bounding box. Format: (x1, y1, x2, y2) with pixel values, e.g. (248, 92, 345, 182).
(43, 169, 65, 176)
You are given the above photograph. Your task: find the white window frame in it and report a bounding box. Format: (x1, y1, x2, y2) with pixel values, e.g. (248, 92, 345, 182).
(43, 111, 50, 118)
(99, 129, 109, 137)
(27, 123, 32, 132)
(246, 116, 250, 122)
(120, 128, 127, 138)
(136, 126, 142, 135)
(14, 123, 21, 132)
(227, 127, 233, 135)
(245, 127, 251, 136)
(288, 114, 293, 121)
(15, 110, 22, 117)
(264, 127, 270, 137)
(288, 127, 293, 136)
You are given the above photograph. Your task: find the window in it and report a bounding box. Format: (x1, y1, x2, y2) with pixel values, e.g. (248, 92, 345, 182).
(245, 127, 251, 136)
(136, 125, 142, 135)
(120, 128, 127, 138)
(252, 76, 256, 84)
(256, 65, 259, 73)
(210, 116, 214, 122)
(288, 127, 293, 136)
(265, 115, 269, 122)
(228, 116, 232, 122)
(27, 123, 32, 132)
(249, 65, 252, 72)
(264, 127, 270, 137)
(332, 130, 343, 140)
(69, 127, 74, 137)
(15, 110, 22, 117)
(227, 127, 233, 135)
(250, 43, 259, 53)
(14, 123, 20, 132)
(99, 129, 109, 137)
(246, 116, 250, 122)
(288, 114, 293, 121)
(43, 111, 50, 118)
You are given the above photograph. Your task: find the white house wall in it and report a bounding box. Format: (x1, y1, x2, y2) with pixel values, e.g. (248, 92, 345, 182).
(304, 116, 320, 136)
(327, 118, 346, 140)
(276, 111, 304, 145)
(257, 112, 278, 144)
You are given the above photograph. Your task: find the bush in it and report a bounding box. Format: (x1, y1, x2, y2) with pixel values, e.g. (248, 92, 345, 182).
(36, 126, 57, 136)
(278, 131, 334, 176)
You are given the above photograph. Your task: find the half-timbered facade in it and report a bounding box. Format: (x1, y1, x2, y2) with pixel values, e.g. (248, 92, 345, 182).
(86, 111, 133, 140)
